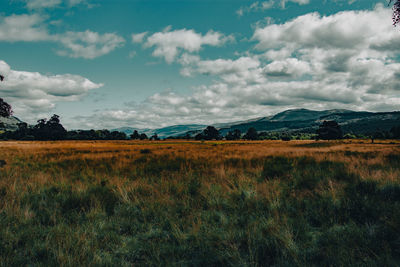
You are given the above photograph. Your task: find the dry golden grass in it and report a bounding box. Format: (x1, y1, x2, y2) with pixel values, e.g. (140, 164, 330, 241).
(1, 139, 398, 178)
(0, 139, 398, 214)
(0, 139, 399, 266)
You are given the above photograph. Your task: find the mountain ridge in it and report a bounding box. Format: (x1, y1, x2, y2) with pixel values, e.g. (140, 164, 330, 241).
(112, 108, 400, 138)
(2, 108, 399, 138)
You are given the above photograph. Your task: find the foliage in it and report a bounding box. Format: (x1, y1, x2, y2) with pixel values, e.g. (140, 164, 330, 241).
(391, 0, 400, 26)
(0, 98, 12, 117)
(281, 133, 291, 141)
(317, 120, 343, 140)
(243, 127, 258, 140)
(33, 115, 67, 140)
(150, 133, 160, 140)
(67, 129, 127, 140)
(391, 125, 400, 139)
(130, 130, 140, 140)
(195, 126, 221, 140)
(139, 133, 148, 140)
(225, 129, 241, 140)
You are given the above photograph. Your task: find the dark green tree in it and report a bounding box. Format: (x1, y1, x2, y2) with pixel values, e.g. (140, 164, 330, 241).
(14, 122, 33, 140)
(316, 121, 343, 140)
(150, 133, 160, 140)
(139, 133, 148, 140)
(281, 133, 291, 141)
(47, 114, 67, 140)
(244, 127, 258, 140)
(32, 115, 67, 140)
(203, 126, 221, 140)
(110, 131, 126, 140)
(0, 98, 12, 117)
(194, 132, 204, 140)
(130, 130, 140, 140)
(226, 129, 241, 140)
(390, 125, 400, 139)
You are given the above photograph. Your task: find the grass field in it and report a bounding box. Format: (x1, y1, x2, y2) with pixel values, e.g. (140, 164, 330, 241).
(0, 140, 399, 266)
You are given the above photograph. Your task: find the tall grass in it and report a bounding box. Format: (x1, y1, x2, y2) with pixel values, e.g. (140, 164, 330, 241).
(0, 140, 399, 266)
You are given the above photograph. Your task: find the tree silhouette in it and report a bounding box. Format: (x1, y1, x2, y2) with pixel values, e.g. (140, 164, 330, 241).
(226, 129, 241, 140)
(203, 126, 220, 140)
(244, 127, 258, 140)
(33, 114, 67, 140)
(0, 98, 12, 117)
(139, 133, 148, 140)
(150, 133, 160, 140)
(195, 126, 220, 140)
(390, 0, 400, 26)
(390, 125, 400, 139)
(316, 121, 343, 140)
(130, 130, 140, 140)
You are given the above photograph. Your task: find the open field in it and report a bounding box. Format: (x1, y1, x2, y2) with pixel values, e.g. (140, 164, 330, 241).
(0, 140, 399, 266)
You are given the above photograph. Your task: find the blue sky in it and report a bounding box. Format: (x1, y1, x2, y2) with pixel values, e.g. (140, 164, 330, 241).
(0, 0, 398, 129)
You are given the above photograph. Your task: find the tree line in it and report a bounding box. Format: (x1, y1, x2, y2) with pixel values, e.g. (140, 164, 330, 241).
(0, 114, 161, 141)
(1, 98, 400, 141)
(182, 122, 400, 141)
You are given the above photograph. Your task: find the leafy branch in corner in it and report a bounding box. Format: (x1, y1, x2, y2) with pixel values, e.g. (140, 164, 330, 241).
(390, 0, 400, 26)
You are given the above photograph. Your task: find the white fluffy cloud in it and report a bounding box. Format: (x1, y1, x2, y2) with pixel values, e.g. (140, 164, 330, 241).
(26, 0, 61, 9)
(0, 60, 102, 122)
(144, 28, 232, 63)
(280, 0, 310, 8)
(253, 5, 394, 52)
(56, 30, 125, 59)
(180, 56, 266, 85)
(0, 14, 51, 42)
(237, 1, 275, 17)
(237, 0, 310, 16)
(25, 0, 86, 9)
(73, 5, 400, 129)
(132, 32, 148, 43)
(263, 58, 310, 77)
(0, 14, 125, 59)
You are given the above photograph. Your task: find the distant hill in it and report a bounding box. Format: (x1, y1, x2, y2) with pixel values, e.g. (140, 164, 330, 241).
(217, 109, 400, 136)
(0, 116, 23, 132)
(112, 127, 151, 135)
(111, 109, 400, 138)
(112, 124, 207, 138)
(267, 108, 351, 122)
(3, 108, 399, 139)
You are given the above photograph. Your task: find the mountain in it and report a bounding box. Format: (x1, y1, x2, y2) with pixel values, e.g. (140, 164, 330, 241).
(112, 109, 400, 138)
(0, 116, 23, 132)
(267, 108, 351, 122)
(151, 124, 207, 138)
(217, 109, 400, 136)
(112, 124, 207, 138)
(112, 127, 151, 135)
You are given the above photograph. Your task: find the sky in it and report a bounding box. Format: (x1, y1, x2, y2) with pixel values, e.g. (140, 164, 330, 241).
(0, 0, 399, 130)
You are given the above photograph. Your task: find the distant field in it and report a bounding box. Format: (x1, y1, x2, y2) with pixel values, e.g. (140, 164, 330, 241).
(0, 140, 399, 266)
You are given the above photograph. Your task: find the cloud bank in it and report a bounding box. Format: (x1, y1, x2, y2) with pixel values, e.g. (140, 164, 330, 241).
(139, 28, 233, 63)
(0, 14, 125, 59)
(0, 60, 102, 122)
(74, 5, 400, 129)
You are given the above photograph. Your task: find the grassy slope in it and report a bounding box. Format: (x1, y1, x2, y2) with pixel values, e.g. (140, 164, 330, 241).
(0, 140, 399, 266)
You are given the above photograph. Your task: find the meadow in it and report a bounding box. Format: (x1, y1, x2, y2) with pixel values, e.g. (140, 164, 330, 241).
(0, 140, 399, 266)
